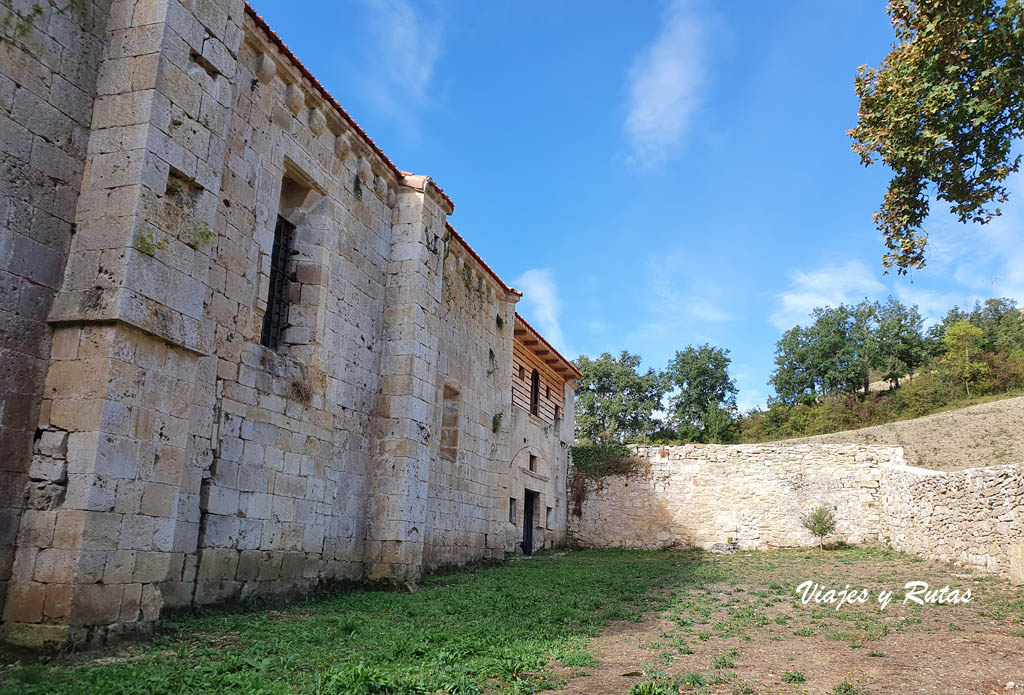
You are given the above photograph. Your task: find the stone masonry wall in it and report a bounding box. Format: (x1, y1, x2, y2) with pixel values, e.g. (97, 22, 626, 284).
(0, 0, 112, 618)
(569, 444, 1024, 582)
(422, 245, 516, 572)
(0, 1, 572, 648)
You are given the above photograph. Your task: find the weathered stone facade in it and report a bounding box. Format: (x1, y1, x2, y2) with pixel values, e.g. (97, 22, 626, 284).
(0, 0, 578, 648)
(570, 444, 1024, 583)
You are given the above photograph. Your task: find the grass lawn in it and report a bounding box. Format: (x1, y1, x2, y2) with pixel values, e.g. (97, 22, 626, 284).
(2, 547, 1022, 695)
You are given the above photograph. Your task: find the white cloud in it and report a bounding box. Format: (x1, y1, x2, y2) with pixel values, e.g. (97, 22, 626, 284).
(771, 260, 885, 331)
(513, 269, 569, 355)
(625, 0, 708, 167)
(359, 0, 442, 127)
(925, 172, 1024, 304)
(647, 251, 731, 323)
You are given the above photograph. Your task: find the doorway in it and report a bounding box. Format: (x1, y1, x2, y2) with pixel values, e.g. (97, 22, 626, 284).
(522, 490, 539, 556)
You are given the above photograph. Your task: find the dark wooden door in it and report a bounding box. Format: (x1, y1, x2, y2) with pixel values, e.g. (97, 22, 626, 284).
(522, 490, 536, 556)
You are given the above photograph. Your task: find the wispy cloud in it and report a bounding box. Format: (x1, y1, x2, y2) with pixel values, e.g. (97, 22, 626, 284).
(359, 0, 442, 130)
(647, 252, 731, 323)
(624, 0, 708, 167)
(925, 171, 1024, 304)
(771, 260, 885, 331)
(513, 269, 569, 355)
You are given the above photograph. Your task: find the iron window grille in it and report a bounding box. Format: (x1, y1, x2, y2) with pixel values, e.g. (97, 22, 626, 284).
(260, 215, 296, 350)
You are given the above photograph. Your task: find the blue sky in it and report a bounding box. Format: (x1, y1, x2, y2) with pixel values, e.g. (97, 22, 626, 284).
(252, 0, 1024, 410)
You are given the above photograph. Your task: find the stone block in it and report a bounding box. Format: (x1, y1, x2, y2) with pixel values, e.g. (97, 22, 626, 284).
(1, 622, 69, 649)
(1010, 544, 1024, 586)
(3, 581, 45, 622)
(32, 548, 78, 583)
(103, 550, 136, 584)
(133, 551, 171, 583)
(69, 583, 123, 626)
(140, 482, 178, 517)
(43, 584, 73, 621)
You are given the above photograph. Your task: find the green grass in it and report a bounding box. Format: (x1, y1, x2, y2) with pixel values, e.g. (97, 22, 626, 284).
(0, 550, 709, 695)
(5, 545, 1023, 695)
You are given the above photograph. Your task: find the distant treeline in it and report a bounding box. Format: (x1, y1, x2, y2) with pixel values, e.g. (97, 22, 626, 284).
(573, 298, 1024, 446)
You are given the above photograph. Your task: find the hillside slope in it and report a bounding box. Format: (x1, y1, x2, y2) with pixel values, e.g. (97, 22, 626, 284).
(783, 396, 1024, 471)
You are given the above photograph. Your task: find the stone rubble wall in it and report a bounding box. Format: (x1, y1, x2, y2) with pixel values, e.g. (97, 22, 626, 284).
(569, 444, 1024, 582)
(879, 463, 1024, 576)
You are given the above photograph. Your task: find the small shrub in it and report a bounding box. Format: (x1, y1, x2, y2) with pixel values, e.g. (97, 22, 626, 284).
(833, 680, 868, 695)
(558, 651, 596, 668)
(291, 376, 314, 405)
(679, 671, 706, 687)
(628, 681, 676, 695)
(801, 505, 837, 549)
(711, 648, 740, 669)
(136, 228, 169, 256)
(782, 671, 806, 683)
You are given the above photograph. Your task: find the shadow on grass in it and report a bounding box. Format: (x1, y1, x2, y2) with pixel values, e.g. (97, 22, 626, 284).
(0, 549, 721, 695)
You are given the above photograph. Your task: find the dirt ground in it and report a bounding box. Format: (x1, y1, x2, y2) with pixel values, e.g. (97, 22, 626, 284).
(546, 548, 1024, 695)
(784, 396, 1024, 471)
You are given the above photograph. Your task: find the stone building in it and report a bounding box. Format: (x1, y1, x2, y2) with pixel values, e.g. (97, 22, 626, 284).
(0, 0, 579, 647)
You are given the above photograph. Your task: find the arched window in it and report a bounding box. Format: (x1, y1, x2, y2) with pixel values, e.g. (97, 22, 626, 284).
(530, 369, 540, 415)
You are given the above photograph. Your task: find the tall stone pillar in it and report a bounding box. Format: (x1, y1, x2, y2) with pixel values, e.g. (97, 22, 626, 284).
(366, 175, 451, 582)
(2, 0, 243, 648)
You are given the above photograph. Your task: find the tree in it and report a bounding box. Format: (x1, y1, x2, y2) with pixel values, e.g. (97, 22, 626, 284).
(770, 303, 877, 403)
(871, 297, 926, 387)
(663, 344, 739, 443)
(968, 298, 1024, 352)
(941, 321, 987, 394)
(573, 351, 665, 444)
(926, 305, 970, 356)
(927, 298, 1024, 355)
(800, 506, 837, 550)
(850, 0, 1024, 273)
(770, 326, 818, 405)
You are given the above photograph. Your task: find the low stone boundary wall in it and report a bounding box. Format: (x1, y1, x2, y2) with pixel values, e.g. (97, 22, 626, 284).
(569, 444, 1024, 582)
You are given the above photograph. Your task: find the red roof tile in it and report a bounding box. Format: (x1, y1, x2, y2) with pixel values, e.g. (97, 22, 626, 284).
(446, 222, 521, 298)
(514, 313, 583, 380)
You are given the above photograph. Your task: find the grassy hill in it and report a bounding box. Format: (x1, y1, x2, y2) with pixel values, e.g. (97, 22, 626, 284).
(782, 395, 1024, 471)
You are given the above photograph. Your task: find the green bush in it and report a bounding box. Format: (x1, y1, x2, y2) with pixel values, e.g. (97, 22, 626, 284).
(801, 506, 837, 549)
(570, 443, 637, 477)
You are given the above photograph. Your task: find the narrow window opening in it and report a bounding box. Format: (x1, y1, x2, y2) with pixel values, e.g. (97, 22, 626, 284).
(260, 215, 296, 350)
(546, 507, 553, 529)
(440, 385, 461, 463)
(545, 385, 551, 399)
(518, 364, 525, 380)
(528, 454, 537, 472)
(530, 369, 540, 415)
(509, 497, 517, 524)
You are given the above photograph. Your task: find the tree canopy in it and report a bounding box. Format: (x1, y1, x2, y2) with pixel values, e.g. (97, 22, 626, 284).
(850, 0, 1024, 272)
(573, 351, 665, 444)
(663, 344, 739, 443)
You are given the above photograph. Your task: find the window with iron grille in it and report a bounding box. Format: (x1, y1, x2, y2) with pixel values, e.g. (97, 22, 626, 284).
(260, 215, 295, 350)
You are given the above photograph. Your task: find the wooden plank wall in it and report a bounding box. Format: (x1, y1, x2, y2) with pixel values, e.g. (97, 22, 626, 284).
(512, 340, 565, 424)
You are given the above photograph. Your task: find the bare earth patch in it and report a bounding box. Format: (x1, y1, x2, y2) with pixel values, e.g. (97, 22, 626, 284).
(784, 396, 1024, 471)
(549, 548, 1024, 695)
